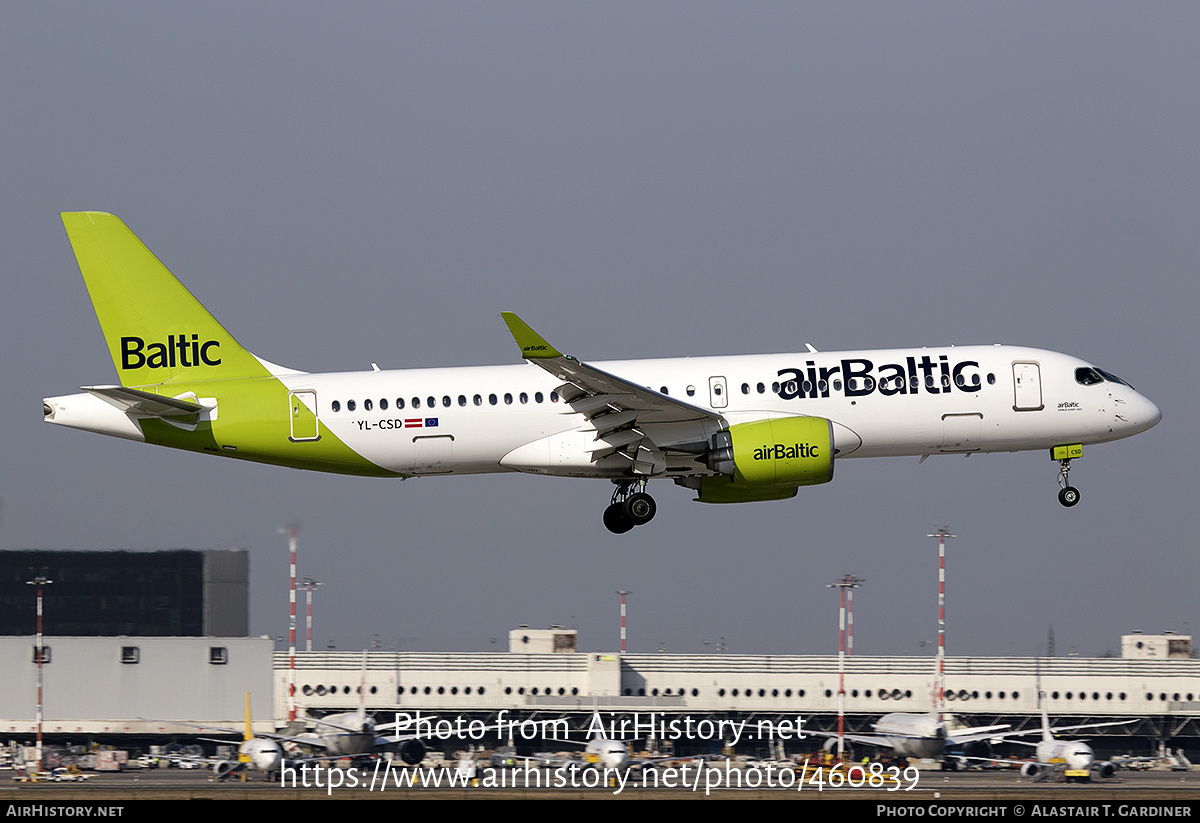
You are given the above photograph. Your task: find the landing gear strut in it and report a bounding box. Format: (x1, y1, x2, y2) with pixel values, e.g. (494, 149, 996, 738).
(1056, 458, 1080, 508)
(603, 480, 657, 534)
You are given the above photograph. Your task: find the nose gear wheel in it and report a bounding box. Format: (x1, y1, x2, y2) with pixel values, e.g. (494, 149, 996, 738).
(1056, 458, 1080, 508)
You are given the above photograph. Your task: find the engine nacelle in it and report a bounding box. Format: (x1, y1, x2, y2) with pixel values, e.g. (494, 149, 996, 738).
(397, 739, 426, 766)
(1093, 761, 1116, 779)
(1021, 762, 1042, 778)
(214, 760, 242, 779)
(697, 417, 833, 503)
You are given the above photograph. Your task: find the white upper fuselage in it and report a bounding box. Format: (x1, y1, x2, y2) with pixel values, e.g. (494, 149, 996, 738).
(278, 345, 1160, 477)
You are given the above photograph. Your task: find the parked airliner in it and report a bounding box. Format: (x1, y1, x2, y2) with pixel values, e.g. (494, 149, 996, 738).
(971, 691, 1137, 782)
(153, 693, 284, 781)
(808, 711, 1009, 761)
(43, 213, 1161, 532)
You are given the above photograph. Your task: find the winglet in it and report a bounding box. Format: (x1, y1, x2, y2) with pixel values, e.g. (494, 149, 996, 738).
(500, 312, 563, 359)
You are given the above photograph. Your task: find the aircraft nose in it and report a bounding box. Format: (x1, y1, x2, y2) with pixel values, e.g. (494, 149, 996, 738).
(1135, 393, 1162, 431)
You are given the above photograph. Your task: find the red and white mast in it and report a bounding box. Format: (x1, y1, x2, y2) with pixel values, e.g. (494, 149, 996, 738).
(926, 528, 955, 718)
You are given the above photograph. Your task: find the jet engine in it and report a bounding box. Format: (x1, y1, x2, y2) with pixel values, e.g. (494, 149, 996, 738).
(697, 417, 834, 503)
(1020, 763, 1042, 778)
(397, 739, 426, 766)
(214, 760, 242, 779)
(1093, 761, 1116, 778)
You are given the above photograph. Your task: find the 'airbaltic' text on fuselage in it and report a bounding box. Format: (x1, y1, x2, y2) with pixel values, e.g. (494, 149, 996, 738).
(775, 355, 983, 400)
(121, 335, 221, 370)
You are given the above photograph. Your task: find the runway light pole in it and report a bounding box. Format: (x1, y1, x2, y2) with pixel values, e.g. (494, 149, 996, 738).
(827, 574, 864, 759)
(279, 526, 300, 722)
(300, 577, 323, 653)
(616, 591, 631, 653)
(927, 527, 955, 717)
(26, 572, 52, 775)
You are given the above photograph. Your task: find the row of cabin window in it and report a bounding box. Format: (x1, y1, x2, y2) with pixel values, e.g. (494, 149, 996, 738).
(670, 372, 993, 399)
(327, 370, 997, 414)
(329, 391, 561, 413)
(739, 372, 991, 396)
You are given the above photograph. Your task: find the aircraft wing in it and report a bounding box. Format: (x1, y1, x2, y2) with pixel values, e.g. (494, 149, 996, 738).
(803, 729, 900, 749)
(501, 313, 726, 473)
(985, 719, 1136, 742)
(945, 724, 1012, 746)
(141, 717, 334, 752)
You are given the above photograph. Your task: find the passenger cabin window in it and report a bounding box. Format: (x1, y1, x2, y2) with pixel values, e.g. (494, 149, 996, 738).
(331, 400, 341, 412)
(396, 398, 405, 409)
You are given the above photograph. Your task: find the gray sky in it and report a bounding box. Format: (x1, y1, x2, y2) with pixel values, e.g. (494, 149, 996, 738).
(2, 2, 1196, 658)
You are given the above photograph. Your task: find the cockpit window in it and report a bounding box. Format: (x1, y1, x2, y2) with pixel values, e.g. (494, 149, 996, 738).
(1077, 366, 1134, 389)
(1096, 368, 1131, 388)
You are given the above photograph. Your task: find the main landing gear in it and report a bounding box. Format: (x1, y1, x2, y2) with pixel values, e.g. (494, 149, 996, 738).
(603, 480, 657, 534)
(1056, 458, 1080, 508)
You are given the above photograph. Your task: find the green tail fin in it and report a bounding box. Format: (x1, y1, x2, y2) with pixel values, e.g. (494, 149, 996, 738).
(61, 212, 270, 386)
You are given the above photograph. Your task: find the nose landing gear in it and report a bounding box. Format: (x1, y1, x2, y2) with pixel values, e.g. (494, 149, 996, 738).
(1051, 445, 1083, 507)
(603, 480, 657, 533)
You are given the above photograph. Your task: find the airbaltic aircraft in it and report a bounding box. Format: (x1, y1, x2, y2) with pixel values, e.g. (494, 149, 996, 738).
(44, 213, 1162, 533)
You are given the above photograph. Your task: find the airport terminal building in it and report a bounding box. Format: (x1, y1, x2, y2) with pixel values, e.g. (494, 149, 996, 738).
(2, 627, 1197, 753)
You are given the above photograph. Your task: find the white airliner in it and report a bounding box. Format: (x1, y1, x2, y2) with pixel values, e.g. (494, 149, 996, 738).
(300, 709, 427, 765)
(808, 710, 1009, 761)
(43, 213, 1162, 532)
(155, 693, 284, 781)
(978, 691, 1137, 782)
(297, 660, 431, 764)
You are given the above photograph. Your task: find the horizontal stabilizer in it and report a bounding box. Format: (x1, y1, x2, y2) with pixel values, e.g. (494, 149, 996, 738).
(83, 385, 211, 419)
